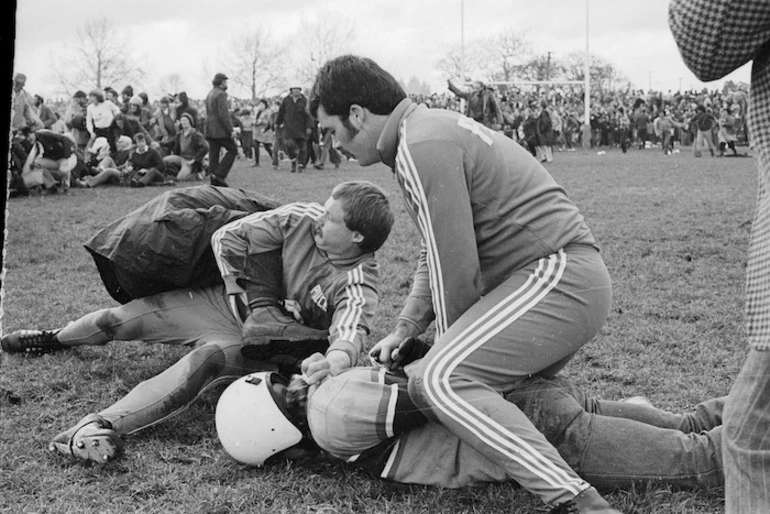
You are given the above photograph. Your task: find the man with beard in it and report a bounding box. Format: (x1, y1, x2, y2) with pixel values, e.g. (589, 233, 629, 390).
(205, 73, 238, 187)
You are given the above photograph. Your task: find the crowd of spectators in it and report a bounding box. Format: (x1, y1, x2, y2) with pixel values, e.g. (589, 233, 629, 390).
(414, 82, 751, 157)
(9, 71, 751, 197)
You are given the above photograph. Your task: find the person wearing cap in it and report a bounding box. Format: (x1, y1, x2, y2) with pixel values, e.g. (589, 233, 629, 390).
(276, 86, 314, 173)
(163, 112, 209, 181)
(86, 89, 121, 154)
(11, 72, 44, 132)
(205, 72, 238, 187)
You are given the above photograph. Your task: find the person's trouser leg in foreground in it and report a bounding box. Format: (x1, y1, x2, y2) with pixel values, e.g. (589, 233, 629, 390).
(408, 246, 615, 509)
(509, 377, 724, 490)
(723, 346, 770, 512)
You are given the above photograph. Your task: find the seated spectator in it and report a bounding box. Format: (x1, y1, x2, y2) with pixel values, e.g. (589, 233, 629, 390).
(18, 127, 78, 193)
(78, 136, 135, 188)
(163, 112, 209, 181)
(125, 133, 171, 187)
(119, 96, 156, 144)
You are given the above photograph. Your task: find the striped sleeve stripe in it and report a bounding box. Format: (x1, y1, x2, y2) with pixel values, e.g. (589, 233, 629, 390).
(380, 436, 402, 480)
(211, 203, 324, 276)
(395, 124, 449, 335)
(332, 265, 366, 343)
(423, 250, 585, 495)
(385, 383, 399, 438)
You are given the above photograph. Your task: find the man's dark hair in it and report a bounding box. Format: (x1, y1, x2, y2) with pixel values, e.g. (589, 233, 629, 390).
(332, 180, 394, 253)
(309, 55, 406, 121)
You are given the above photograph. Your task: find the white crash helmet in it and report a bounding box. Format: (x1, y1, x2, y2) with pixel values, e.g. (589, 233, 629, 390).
(215, 372, 303, 466)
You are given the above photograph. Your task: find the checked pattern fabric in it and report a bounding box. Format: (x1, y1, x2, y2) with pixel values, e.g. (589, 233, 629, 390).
(670, 1, 770, 512)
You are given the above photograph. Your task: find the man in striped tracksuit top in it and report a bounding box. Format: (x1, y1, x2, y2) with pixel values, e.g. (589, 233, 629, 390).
(42, 181, 392, 464)
(311, 56, 617, 513)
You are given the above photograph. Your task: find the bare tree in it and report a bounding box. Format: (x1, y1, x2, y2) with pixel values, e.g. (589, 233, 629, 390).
(294, 10, 355, 86)
(49, 16, 145, 96)
(561, 52, 626, 92)
(435, 41, 486, 82)
(158, 73, 187, 96)
(225, 28, 285, 100)
(481, 28, 531, 83)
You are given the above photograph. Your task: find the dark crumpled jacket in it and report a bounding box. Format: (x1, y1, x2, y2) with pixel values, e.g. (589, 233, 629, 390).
(85, 185, 282, 304)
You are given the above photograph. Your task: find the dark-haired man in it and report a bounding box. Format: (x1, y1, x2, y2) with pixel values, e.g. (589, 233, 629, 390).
(310, 55, 616, 513)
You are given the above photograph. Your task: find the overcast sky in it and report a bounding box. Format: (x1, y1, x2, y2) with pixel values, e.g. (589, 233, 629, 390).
(13, 0, 752, 101)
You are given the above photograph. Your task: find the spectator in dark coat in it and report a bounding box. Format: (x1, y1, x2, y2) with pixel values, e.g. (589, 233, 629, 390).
(205, 73, 238, 187)
(276, 86, 313, 173)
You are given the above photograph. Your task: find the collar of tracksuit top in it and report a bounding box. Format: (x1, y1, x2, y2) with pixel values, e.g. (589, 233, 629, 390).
(377, 98, 419, 170)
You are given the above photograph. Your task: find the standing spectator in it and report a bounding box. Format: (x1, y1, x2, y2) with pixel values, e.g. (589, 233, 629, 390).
(520, 107, 538, 157)
(635, 107, 650, 149)
(239, 107, 255, 160)
(617, 107, 631, 153)
(551, 107, 564, 152)
(535, 101, 554, 163)
(11, 73, 43, 132)
(32, 94, 57, 129)
(564, 111, 580, 151)
(252, 98, 274, 167)
(316, 126, 342, 169)
(691, 105, 718, 157)
(174, 92, 199, 128)
(271, 99, 285, 169)
(163, 112, 208, 181)
(311, 55, 618, 514)
(205, 72, 238, 187)
(670, 1, 770, 512)
(152, 96, 177, 156)
(654, 108, 679, 155)
(717, 107, 740, 157)
(276, 86, 313, 173)
(86, 89, 121, 154)
(64, 90, 91, 151)
(447, 79, 504, 130)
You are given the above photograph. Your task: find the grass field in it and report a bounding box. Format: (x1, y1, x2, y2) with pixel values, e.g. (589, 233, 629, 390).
(0, 145, 758, 513)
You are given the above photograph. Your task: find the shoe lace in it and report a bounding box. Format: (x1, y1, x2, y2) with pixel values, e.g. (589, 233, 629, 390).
(20, 331, 62, 353)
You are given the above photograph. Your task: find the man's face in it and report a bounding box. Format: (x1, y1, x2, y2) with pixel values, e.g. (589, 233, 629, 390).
(317, 105, 380, 166)
(220, 79, 228, 90)
(136, 138, 148, 151)
(312, 195, 362, 259)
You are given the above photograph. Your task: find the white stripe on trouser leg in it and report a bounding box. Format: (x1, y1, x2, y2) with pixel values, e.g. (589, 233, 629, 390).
(423, 251, 585, 495)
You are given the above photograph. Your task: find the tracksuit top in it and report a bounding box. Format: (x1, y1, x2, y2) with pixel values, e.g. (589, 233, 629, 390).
(376, 99, 597, 337)
(211, 203, 380, 363)
(307, 366, 508, 488)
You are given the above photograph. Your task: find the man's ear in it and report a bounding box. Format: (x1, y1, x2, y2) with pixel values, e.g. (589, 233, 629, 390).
(351, 231, 364, 246)
(348, 104, 366, 130)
